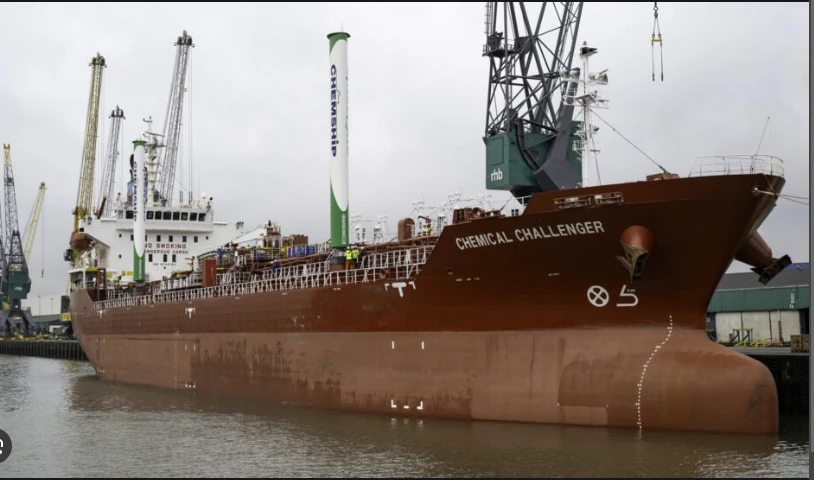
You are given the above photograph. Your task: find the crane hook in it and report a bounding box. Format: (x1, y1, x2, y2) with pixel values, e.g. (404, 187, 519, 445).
(651, 2, 663, 81)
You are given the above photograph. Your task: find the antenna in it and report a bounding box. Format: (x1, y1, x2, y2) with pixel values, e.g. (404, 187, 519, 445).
(754, 116, 771, 156)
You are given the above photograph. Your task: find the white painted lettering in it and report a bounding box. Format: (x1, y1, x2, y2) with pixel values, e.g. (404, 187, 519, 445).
(454, 220, 604, 252)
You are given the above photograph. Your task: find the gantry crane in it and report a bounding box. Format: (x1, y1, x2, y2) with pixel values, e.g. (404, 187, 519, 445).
(1, 144, 33, 336)
(95, 106, 125, 218)
(68, 53, 106, 266)
(23, 182, 46, 275)
(152, 31, 194, 208)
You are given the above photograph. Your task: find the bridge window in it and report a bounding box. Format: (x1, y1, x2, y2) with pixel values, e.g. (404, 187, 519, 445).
(147, 211, 154, 220)
(181, 212, 188, 221)
(163, 211, 172, 220)
(190, 213, 198, 221)
(125, 210, 133, 219)
(173, 211, 180, 221)
(199, 214, 206, 222)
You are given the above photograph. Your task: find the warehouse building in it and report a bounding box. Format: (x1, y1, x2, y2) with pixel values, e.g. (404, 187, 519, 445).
(707, 262, 810, 344)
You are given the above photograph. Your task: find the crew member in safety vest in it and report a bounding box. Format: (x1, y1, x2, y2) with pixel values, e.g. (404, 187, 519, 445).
(351, 246, 360, 268)
(344, 247, 353, 270)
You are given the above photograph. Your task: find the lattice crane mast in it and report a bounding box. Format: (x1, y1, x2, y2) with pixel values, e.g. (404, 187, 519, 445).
(23, 181, 46, 273)
(95, 106, 125, 218)
(153, 31, 194, 208)
(2, 143, 33, 336)
(482, 2, 585, 201)
(69, 53, 105, 265)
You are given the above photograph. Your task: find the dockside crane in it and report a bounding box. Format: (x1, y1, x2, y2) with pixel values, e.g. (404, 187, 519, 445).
(152, 31, 194, 208)
(23, 182, 46, 275)
(482, 2, 585, 200)
(2, 144, 33, 336)
(95, 106, 125, 218)
(482, 3, 667, 201)
(68, 53, 106, 266)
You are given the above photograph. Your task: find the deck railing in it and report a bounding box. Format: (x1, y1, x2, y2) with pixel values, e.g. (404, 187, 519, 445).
(94, 246, 433, 310)
(688, 155, 785, 179)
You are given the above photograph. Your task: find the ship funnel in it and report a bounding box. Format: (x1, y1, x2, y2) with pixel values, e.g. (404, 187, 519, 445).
(328, 30, 351, 265)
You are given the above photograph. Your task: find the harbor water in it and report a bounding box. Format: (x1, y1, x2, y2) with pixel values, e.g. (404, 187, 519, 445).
(0, 355, 808, 478)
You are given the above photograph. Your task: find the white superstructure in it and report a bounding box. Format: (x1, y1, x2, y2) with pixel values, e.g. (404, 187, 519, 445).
(67, 192, 246, 292)
(67, 30, 248, 293)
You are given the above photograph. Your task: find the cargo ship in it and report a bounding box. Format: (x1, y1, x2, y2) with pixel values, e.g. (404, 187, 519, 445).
(68, 7, 793, 435)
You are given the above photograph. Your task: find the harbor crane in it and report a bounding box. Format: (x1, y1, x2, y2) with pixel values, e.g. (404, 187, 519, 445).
(482, 2, 586, 200)
(94, 106, 125, 218)
(1, 144, 34, 336)
(482, 2, 664, 201)
(23, 181, 46, 275)
(150, 30, 194, 208)
(67, 53, 105, 267)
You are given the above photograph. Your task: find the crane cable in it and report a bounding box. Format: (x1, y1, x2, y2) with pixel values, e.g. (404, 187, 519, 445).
(651, 2, 663, 81)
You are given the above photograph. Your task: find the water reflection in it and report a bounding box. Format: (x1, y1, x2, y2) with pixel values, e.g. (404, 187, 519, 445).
(0, 356, 809, 478)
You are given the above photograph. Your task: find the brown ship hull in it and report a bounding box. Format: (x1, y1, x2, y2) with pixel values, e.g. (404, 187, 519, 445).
(71, 173, 785, 434)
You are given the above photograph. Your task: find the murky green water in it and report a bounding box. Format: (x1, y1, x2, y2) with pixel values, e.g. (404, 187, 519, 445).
(0, 356, 808, 478)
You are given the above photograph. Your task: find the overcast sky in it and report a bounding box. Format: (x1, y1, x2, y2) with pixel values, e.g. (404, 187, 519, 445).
(0, 2, 809, 301)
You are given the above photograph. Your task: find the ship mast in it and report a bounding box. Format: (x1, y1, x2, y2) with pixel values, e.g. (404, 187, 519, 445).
(568, 42, 609, 188)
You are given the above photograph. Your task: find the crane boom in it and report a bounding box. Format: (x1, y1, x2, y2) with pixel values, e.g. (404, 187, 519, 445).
(4, 143, 22, 250)
(23, 182, 46, 263)
(73, 53, 106, 231)
(155, 31, 194, 207)
(95, 106, 125, 218)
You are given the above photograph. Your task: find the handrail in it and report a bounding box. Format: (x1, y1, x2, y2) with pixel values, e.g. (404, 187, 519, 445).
(688, 155, 785, 179)
(93, 246, 434, 310)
